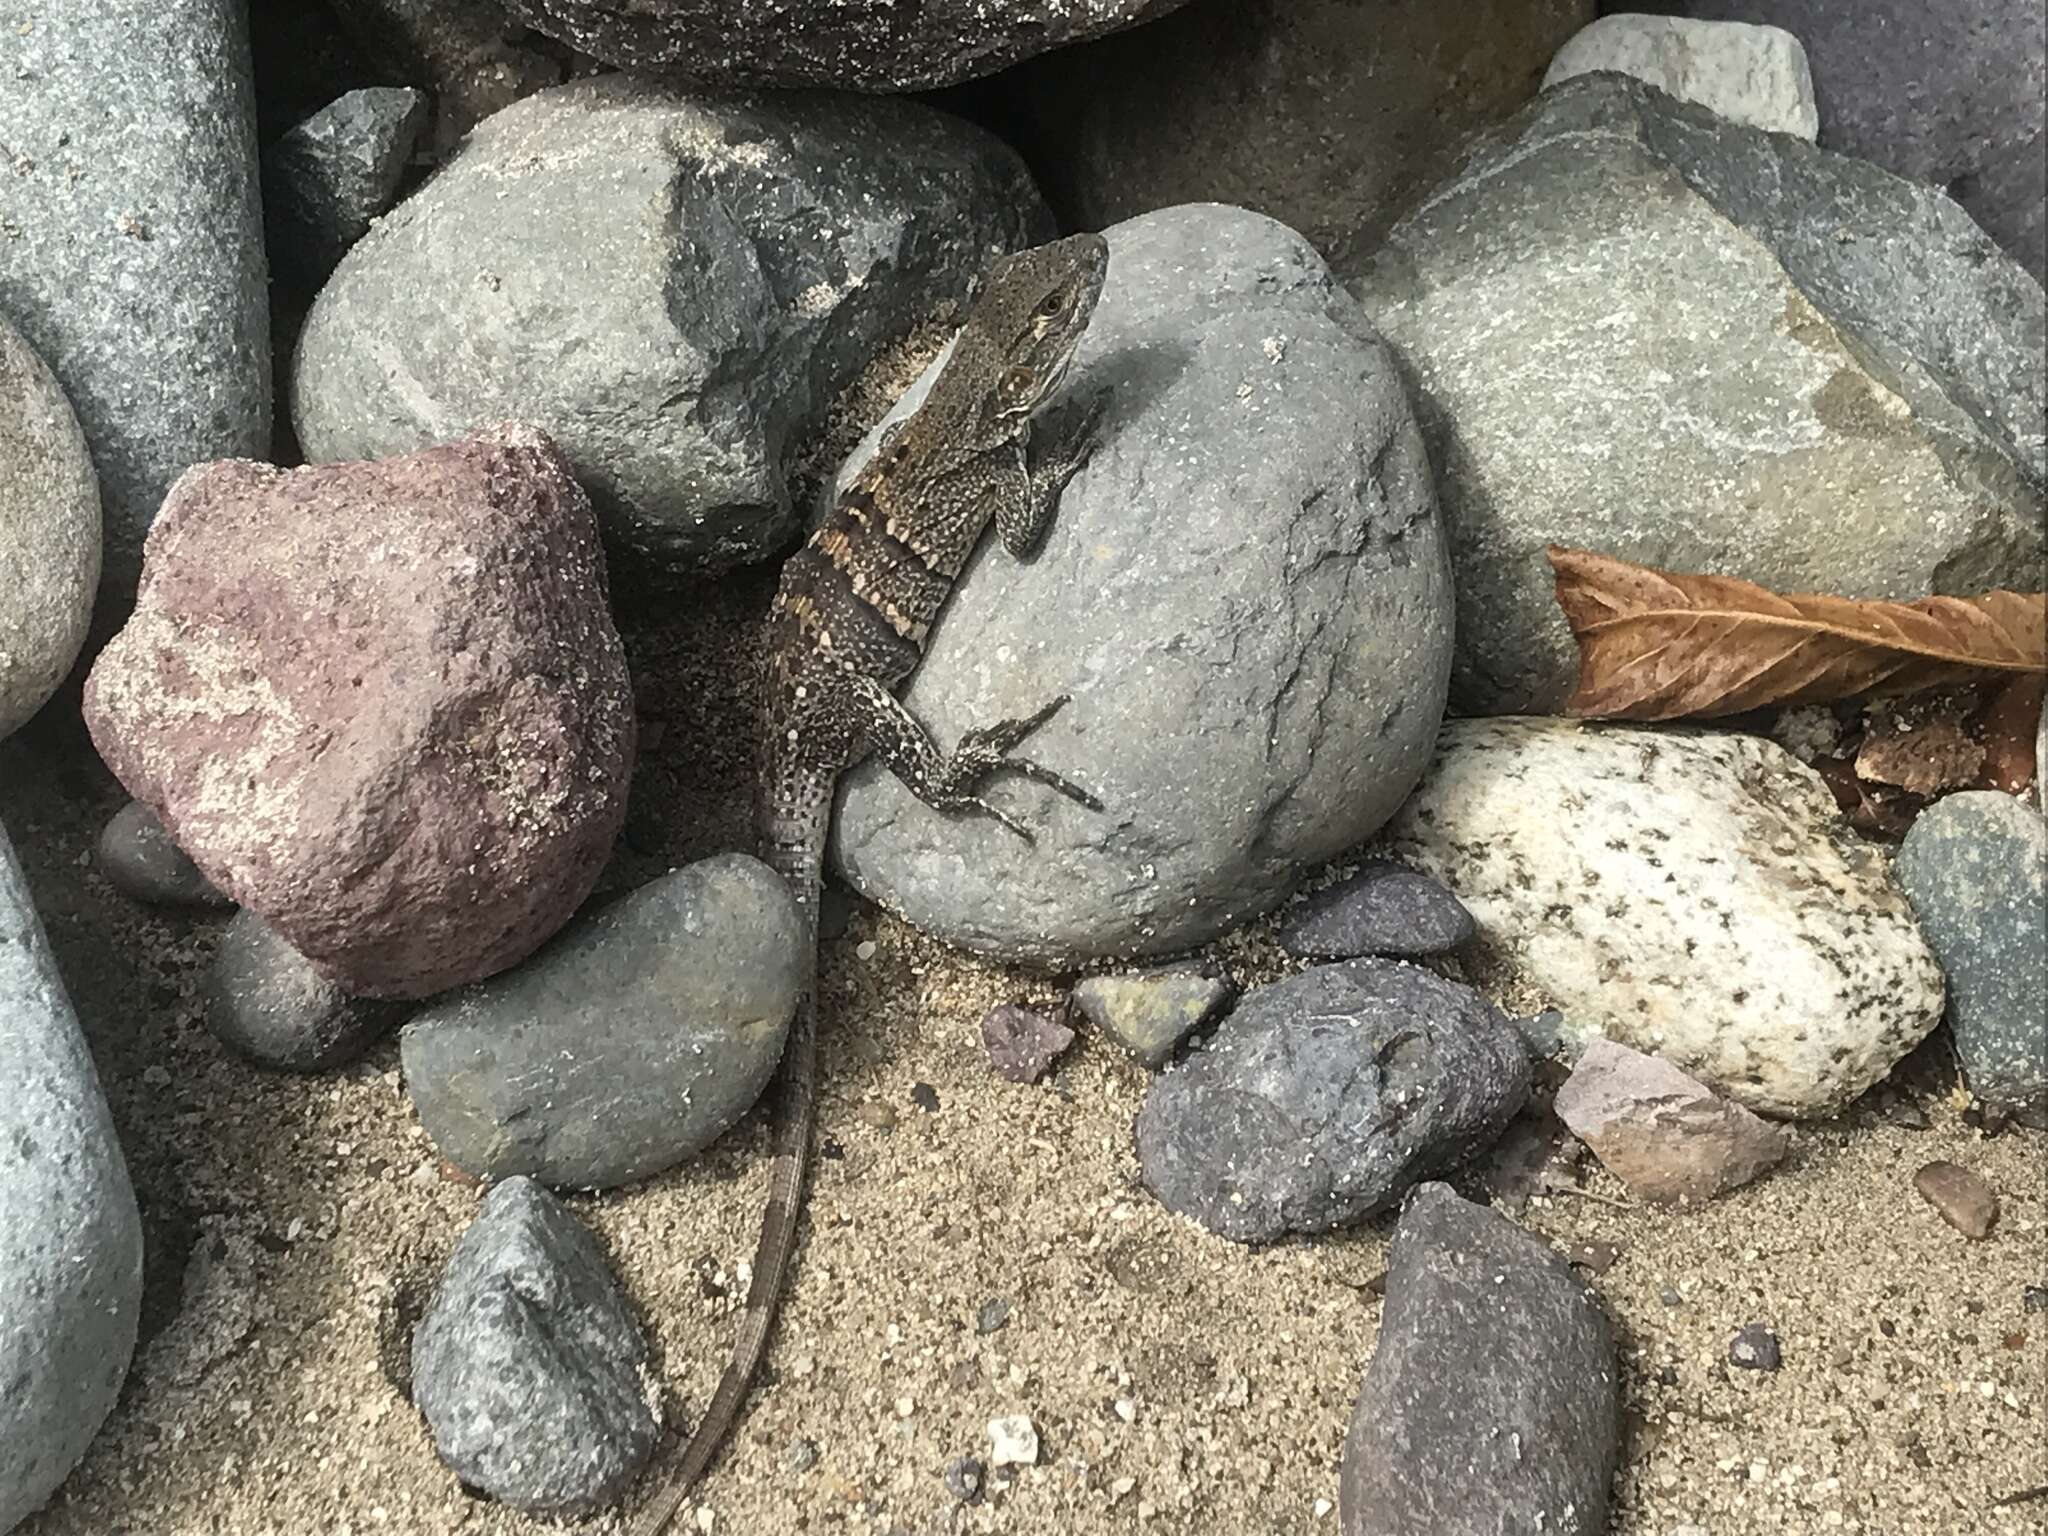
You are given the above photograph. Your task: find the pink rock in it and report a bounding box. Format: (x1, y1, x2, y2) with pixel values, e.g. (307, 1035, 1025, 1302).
(1553, 1038, 1793, 1203)
(84, 423, 635, 999)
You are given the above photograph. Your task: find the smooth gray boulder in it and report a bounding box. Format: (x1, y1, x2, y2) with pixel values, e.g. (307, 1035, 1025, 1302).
(0, 318, 99, 740)
(0, 821, 144, 1532)
(0, 0, 269, 605)
(1339, 1183, 1617, 1536)
(1545, 15, 1818, 137)
(292, 76, 1050, 578)
(411, 1177, 656, 1512)
(832, 205, 1455, 966)
(1353, 74, 2046, 714)
(401, 855, 805, 1190)
(1895, 791, 2048, 1124)
(1136, 962, 1532, 1243)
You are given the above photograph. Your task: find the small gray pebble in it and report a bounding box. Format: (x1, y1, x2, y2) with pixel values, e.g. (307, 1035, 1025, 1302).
(2022, 1285, 2047, 1314)
(784, 1437, 820, 1474)
(980, 1003, 1073, 1084)
(208, 909, 407, 1071)
(1659, 1285, 1684, 1309)
(411, 1178, 656, 1511)
(974, 1297, 1012, 1335)
(96, 801, 231, 909)
(943, 1455, 985, 1503)
(1729, 1323, 1782, 1371)
(1280, 860, 1476, 959)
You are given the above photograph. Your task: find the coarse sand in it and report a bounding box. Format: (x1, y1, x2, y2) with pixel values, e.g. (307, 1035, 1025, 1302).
(4, 575, 2042, 1536)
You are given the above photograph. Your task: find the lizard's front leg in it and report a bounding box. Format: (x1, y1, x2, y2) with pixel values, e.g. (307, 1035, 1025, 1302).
(994, 389, 1109, 557)
(846, 674, 1101, 841)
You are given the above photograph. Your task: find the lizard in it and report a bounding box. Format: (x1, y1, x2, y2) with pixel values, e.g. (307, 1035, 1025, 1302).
(630, 230, 1112, 1535)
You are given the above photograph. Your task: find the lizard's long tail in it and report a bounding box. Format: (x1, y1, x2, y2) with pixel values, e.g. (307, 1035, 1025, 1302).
(630, 783, 830, 1536)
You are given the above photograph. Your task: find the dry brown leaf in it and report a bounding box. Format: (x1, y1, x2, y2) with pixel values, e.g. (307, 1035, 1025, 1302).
(1549, 547, 2047, 721)
(1977, 673, 2045, 795)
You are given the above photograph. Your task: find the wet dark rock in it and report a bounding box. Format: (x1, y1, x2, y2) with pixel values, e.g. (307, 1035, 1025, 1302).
(1279, 861, 1476, 960)
(96, 801, 231, 909)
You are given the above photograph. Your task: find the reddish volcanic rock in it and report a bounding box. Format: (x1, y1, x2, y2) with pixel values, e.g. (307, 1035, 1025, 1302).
(84, 423, 635, 999)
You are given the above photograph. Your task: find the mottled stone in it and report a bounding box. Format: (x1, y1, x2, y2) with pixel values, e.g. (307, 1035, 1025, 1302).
(0, 318, 100, 740)
(1546, 15, 1818, 137)
(207, 910, 408, 1071)
(1729, 1321, 1782, 1370)
(95, 801, 230, 910)
(1555, 1037, 1793, 1201)
(1279, 860, 1476, 960)
(411, 1177, 656, 1511)
(833, 205, 1454, 966)
(1894, 791, 2048, 1123)
(1382, 719, 1944, 1116)
(1353, 75, 2045, 714)
(980, 1003, 1073, 1085)
(1913, 1160, 2000, 1240)
(1137, 962, 1531, 1243)
(1, 823, 144, 1531)
(84, 423, 634, 1000)
(1339, 1184, 1616, 1536)
(1069, 968, 1231, 1068)
(402, 856, 804, 1190)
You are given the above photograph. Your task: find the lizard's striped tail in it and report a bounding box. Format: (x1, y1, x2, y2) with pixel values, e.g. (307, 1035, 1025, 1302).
(630, 786, 830, 1536)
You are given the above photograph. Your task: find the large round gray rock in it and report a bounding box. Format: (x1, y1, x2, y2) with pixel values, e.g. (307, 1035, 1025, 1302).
(1895, 791, 2048, 1124)
(1, 822, 144, 1532)
(1353, 74, 2046, 715)
(401, 855, 805, 1191)
(411, 1177, 656, 1512)
(831, 205, 1455, 967)
(1625, 0, 2046, 283)
(1339, 1183, 1617, 1536)
(499, 0, 1195, 89)
(1381, 718, 1945, 1117)
(0, 0, 268, 606)
(0, 319, 99, 741)
(1136, 962, 1532, 1243)
(292, 76, 1050, 578)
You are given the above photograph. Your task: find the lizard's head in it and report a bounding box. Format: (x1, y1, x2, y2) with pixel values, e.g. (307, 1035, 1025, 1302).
(965, 232, 1109, 438)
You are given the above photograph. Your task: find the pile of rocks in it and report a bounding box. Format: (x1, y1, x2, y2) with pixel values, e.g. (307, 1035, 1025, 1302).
(1, 1, 2040, 1531)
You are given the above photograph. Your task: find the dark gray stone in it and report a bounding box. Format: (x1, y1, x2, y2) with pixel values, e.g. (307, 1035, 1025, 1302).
(1895, 792, 2048, 1124)
(262, 87, 427, 283)
(1353, 74, 2046, 715)
(1338, 1184, 1617, 1536)
(1280, 860, 1476, 960)
(411, 1177, 656, 1512)
(401, 855, 804, 1190)
(206, 910, 408, 1071)
(499, 0, 1194, 89)
(1136, 961, 1532, 1243)
(1, 822, 145, 1531)
(96, 800, 231, 909)
(980, 1003, 1073, 1084)
(1729, 1321, 1782, 1370)
(1622, 0, 2046, 283)
(943, 1454, 986, 1503)
(1069, 968, 1232, 1068)
(292, 76, 1050, 578)
(0, 0, 270, 606)
(832, 205, 1455, 966)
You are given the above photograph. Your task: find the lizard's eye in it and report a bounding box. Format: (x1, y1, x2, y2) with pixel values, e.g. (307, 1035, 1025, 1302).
(1036, 289, 1067, 318)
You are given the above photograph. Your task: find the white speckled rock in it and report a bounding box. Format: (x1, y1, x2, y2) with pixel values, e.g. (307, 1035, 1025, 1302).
(1380, 718, 1944, 1117)
(1544, 15, 1818, 138)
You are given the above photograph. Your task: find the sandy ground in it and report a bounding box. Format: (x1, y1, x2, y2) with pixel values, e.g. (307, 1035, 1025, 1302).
(4, 578, 2044, 1536)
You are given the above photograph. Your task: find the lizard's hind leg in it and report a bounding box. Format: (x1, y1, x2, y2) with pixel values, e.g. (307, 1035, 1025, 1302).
(848, 676, 1102, 841)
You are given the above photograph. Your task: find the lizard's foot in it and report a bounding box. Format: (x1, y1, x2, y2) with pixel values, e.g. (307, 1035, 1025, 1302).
(1042, 390, 1110, 494)
(935, 695, 1104, 838)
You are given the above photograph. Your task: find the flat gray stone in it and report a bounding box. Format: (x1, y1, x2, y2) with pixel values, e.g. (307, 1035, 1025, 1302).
(1353, 74, 2045, 715)
(1895, 791, 2048, 1123)
(262, 86, 427, 282)
(1279, 860, 1475, 959)
(1069, 968, 1231, 1068)
(401, 855, 804, 1190)
(95, 801, 230, 909)
(1545, 15, 1818, 137)
(1381, 719, 1944, 1117)
(207, 910, 408, 1072)
(0, 820, 144, 1531)
(0, 317, 98, 740)
(832, 205, 1454, 966)
(1339, 1183, 1617, 1536)
(0, 0, 269, 605)
(1136, 962, 1531, 1243)
(291, 76, 1050, 578)
(411, 1177, 656, 1512)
